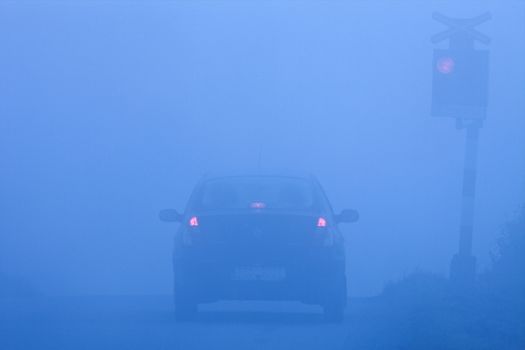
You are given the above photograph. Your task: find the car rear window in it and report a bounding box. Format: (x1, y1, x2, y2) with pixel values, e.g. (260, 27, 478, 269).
(197, 177, 316, 211)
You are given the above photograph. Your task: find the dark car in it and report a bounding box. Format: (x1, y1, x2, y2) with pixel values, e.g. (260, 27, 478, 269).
(159, 174, 359, 322)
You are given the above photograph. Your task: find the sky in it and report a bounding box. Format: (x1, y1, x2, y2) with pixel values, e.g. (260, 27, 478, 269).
(0, 0, 524, 297)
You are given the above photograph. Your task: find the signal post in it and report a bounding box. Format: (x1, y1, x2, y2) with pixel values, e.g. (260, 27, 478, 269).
(431, 13, 491, 283)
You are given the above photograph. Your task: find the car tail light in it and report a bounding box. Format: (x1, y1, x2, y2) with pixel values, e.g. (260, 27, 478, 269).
(182, 216, 199, 246)
(189, 216, 199, 227)
(316, 217, 333, 246)
(250, 201, 266, 209)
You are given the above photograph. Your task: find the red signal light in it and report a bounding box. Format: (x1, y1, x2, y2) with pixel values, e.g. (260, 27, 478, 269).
(437, 57, 455, 74)
(189, 216, 199, 227)
(317, 217, 327, 228)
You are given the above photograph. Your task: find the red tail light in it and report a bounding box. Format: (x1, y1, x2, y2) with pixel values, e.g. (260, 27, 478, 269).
(317, 217, 327, 228)
(250, 201, 266, 209)
(189, 216, 199, 227)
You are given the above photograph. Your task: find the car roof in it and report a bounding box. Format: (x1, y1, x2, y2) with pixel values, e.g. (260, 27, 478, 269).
(200, 172, 317, 182)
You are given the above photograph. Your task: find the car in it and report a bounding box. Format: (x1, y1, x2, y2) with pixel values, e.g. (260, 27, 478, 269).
(159, 174, 359, 322)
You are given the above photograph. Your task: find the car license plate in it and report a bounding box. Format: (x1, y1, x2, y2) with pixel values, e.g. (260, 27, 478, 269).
(232, 266, 286, 282)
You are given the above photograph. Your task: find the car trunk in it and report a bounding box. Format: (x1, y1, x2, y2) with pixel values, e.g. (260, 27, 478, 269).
(188, 212, 325, 263)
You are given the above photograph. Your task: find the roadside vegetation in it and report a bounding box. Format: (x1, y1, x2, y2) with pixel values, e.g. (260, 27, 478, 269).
(353, 206, 524, 350)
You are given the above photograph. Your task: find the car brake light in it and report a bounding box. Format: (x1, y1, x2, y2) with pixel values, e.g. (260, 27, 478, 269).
(189, 216, 199, 227)
(250, 201, 266, 209)
(317, 217, 327, 227)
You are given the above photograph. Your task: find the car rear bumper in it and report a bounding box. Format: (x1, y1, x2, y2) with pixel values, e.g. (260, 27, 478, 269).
(173, 255, 346, 304)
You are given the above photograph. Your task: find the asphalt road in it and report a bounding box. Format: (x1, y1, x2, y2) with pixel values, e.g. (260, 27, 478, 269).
(0, 296, 383, 350)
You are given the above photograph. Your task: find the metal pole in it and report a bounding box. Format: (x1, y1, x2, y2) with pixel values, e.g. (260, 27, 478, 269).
(459, 123, 480, 256)
(450, 120, 480, 283)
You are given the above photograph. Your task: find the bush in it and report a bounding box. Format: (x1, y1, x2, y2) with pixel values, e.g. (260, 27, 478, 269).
(482, 206, 525, 307)
(372, 207, 525, 350)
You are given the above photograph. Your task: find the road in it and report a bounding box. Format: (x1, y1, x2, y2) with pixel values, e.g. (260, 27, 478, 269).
(0, 296, 383, 350)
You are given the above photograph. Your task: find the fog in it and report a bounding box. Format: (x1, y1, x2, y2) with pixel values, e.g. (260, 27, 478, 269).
(0, 1, 524, 349)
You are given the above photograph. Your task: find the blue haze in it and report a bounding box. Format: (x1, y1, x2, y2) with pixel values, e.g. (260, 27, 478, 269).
(0, 1, 524, 299)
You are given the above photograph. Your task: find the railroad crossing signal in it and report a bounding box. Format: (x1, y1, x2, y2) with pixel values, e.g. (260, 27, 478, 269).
(430, 13, 491, 285)
(431, 13, 491, 120)
(431, 12, 491, 47)
(432, 49, 489, 119)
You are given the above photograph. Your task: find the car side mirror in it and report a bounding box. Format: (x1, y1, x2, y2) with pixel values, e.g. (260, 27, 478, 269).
(159, 209, 183, 223)
(336, 209, 359, 224)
